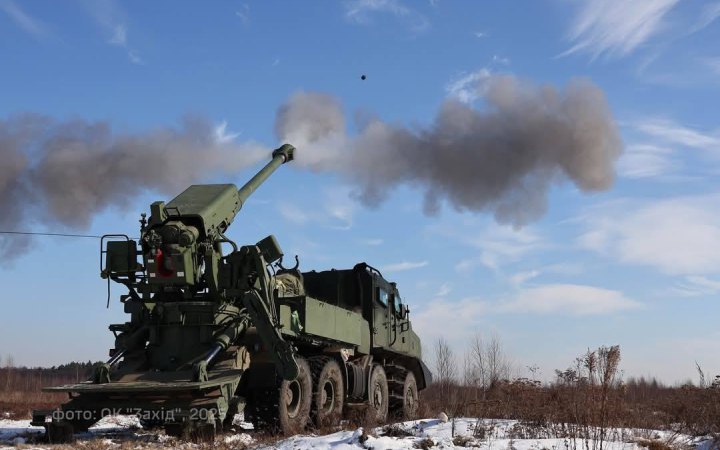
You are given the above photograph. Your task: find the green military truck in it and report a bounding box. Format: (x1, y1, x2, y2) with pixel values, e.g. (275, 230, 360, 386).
(33, 144, 431, 442)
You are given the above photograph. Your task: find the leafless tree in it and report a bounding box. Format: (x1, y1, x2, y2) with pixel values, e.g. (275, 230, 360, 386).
(486, 334, 511, 387)
(4, 355, 15, 391)
(469, 333, 487, 390)
(434, 337, 457, 386)
(462, 350, 473, 386)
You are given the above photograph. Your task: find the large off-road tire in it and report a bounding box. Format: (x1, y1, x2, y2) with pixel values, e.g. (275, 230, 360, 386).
(400, 371, 419, 419)
(222, 397, 242, 430)
(46, 421, 75, 443)
(71, 418, 97, 433)
(309, 357, 345, 428)
(278, 357, 312, 434)
(189, 421, 216, 443)
(163, 422, 184, 438)
(387, 364, 419, 420)
(165, 420, 216, 443)
(139, 418, 165, 430)
(366, 364, 389, 425)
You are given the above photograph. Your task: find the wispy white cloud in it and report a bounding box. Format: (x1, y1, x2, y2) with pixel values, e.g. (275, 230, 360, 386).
(213, 121, 242, 144)
(278, 203, 310, 225)
(323, 189, 354, 230)
(635, 118, 720, 150)
(413, 283, 639, 350)
(277, 189, 354, 230)
(617, 144, 676, 179)
(562, 0, 680, 60)
(445, 69, 491, 104)
(326, 205, 353, 230)
(509, 270, 540, 286)
(543, 262, 585, 276)
(108, 24, 126, 46)
(702, 57, 720, 75)
(236, 3, 250, 25)
(673, 275, 720, 297)
(692, 1, 720, 33)
(464, 224, 543, 272)
(381, 260, 429, 272)
(473, 31, 487, 38)
(412, 296, 487, 347)
(618, 118, 720, 180)
(578, 195, 720, 275)
(361, 238, 384, 246)
(498, 284, 642, 315)
(435, 282, 452, 297)
(0, 0, 49, 41)
(345, 0, 429, 32)
(127, 50, 143, 65)
(81, 0, 143, 65)
(491, 54, 510, 65)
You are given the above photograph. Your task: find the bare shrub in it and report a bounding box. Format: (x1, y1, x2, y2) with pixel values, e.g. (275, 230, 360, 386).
(452, 434, 474, 447)
(422, 338, 720, 444)
(413, 437, 435, 449)
(381, 424, 414, 437)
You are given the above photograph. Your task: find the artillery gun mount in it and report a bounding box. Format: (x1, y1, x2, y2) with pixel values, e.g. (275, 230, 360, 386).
(33, 144, 432, 442)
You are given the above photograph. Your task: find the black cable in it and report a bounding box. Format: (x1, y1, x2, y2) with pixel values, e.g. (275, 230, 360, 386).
(0, 230, 102, 239)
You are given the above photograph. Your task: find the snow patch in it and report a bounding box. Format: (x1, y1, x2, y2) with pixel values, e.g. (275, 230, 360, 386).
(0, 416, 712, 449)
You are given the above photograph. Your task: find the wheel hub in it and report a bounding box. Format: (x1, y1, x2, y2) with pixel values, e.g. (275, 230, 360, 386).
(406, 387, 416, 408)
(321, 379, 335, 413)
(373, 382, 383, 408)
(285, 379, 302, 418)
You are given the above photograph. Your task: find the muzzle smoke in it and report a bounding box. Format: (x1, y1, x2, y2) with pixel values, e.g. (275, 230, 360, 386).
(0, 74, 622, 260)
(0, 115, 266, 257)
(276, 74, 622, 224)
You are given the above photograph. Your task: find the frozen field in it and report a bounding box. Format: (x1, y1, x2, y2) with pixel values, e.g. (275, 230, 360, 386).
(0, 416, 716, 449)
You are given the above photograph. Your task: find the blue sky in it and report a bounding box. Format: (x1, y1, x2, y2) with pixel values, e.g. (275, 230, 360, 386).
(1, 0, 719, 384)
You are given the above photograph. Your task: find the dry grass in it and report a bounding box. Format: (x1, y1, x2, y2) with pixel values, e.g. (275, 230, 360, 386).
(2, 348, 720, 448)
(421, 345, 720, 441)
(0, 365, 91, 419)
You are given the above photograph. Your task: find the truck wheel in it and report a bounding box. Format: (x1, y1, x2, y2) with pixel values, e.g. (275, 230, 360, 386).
(310, 357, 344, 428)
(140, 418, 165, 430)
(222, 397, 241, 430)
(366, 365, 389, 425)
(278, 357, 312, 434)
(189, 421, 216, 443)
(401, 372, 419, 419)
(47, 421, 74, 443)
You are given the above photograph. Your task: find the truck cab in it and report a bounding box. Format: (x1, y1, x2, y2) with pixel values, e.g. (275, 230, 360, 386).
(300, 262, 424, 363)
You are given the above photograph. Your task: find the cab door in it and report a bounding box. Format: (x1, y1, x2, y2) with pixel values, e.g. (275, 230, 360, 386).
(372, 281, 391, 348)
(387, 292, 407, 352)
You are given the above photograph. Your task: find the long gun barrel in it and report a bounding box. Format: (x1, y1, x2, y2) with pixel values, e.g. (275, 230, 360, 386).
(134, 144, 296, 288)
(151, 144, 295, 241)
(237, 144, 294, 207)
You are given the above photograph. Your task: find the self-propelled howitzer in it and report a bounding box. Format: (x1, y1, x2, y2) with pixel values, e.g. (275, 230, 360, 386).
(36, 145, 299, 441)
(35, 143, 432, 443)
(126, 143, 298, 380)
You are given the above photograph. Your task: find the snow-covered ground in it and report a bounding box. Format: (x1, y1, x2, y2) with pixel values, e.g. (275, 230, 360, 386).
(0, 416, 716, 450)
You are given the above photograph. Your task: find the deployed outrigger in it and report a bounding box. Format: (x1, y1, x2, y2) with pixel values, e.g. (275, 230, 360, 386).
(33, 144, 431, 442)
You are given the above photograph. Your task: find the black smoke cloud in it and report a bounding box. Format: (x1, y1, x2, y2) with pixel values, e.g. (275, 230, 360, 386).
(0, 114, 266, 258)
(276, 75, 622, 225)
